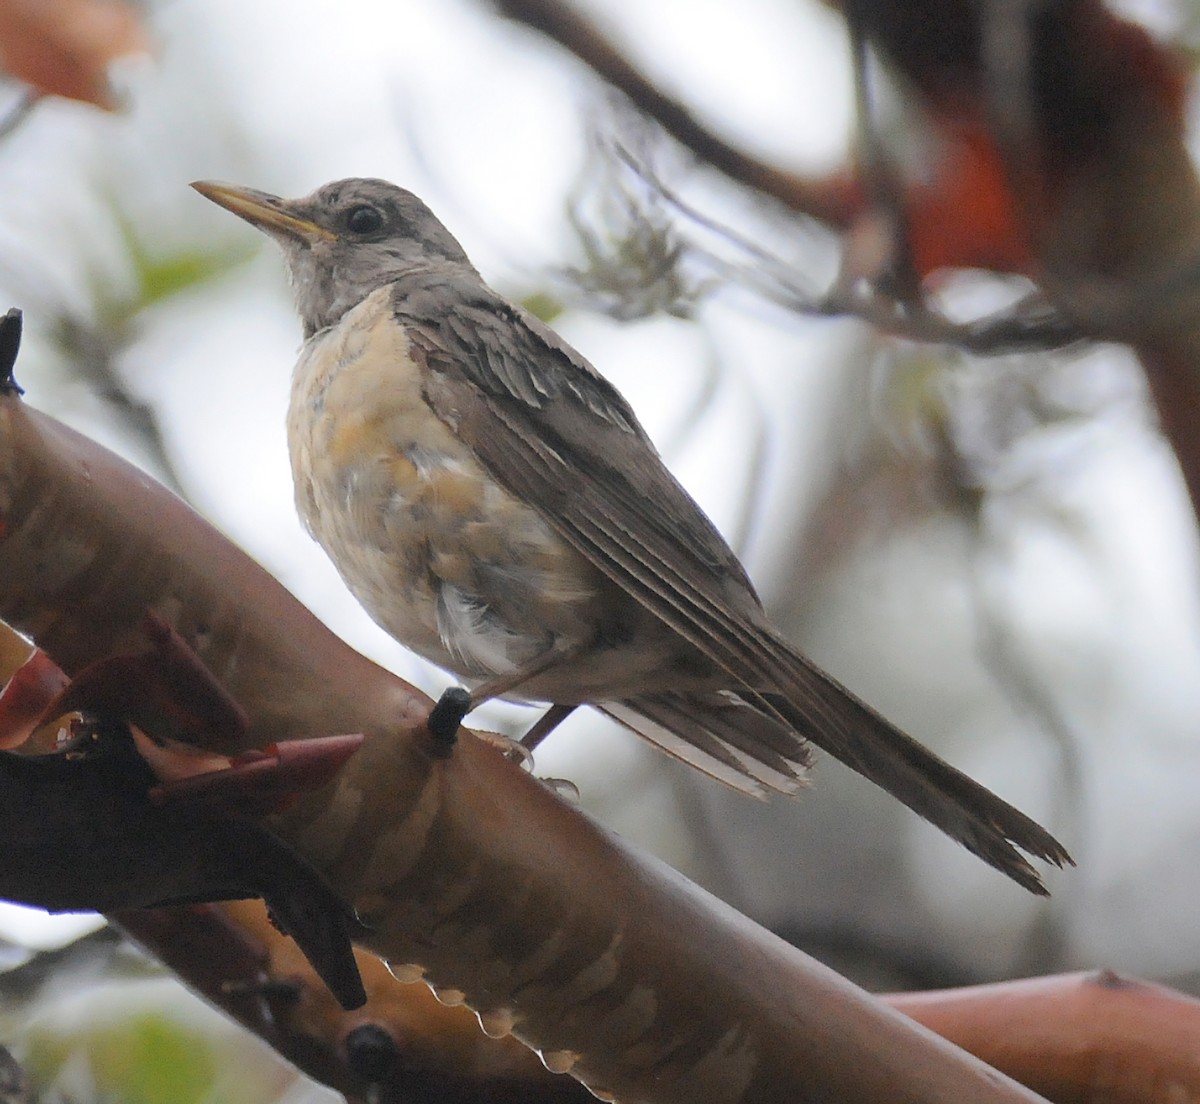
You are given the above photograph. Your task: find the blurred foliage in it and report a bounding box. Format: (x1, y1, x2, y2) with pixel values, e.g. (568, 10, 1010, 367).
(27, 1013, 217, 1104)
(133, 247, 250, 311)
(562, 126, 708, 321)
(519, 289, 566, 324)
(0, 933, 313, 1104)
(109, 205, 255, 320)
(0, 0, 149, 109)
(14, 977, 319, 1104)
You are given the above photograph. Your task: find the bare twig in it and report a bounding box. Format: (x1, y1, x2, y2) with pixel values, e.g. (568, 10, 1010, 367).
(813, 287, 1084, 354)
(562, 120, 706, 320)
(844, 3, 921, 304)
(1138, 344, 1200, 521)
(585, 141, 1083, 355)
(0, 88, 38, 142)
(492, 0, 861, 227)
(962, 530, 1081, 974)
(53, 314, 187, 495)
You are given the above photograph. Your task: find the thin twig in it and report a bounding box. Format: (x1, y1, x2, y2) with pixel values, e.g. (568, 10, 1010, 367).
(594, 142, 1083, 355)
(963, 531, 1081, 974)
(845, 3, 922, 304)
(812, 287, 1084, 354)
(492, 0, 861, 227)
(0, 89, 39, 142)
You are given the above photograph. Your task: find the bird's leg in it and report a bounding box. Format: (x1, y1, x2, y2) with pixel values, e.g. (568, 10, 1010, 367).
(464, 645, 578, 707)
(425, 687, 471, 754)
(519, 703, 577, 754)
(459, 703, 577, 769)
(426, 647, 583, 757)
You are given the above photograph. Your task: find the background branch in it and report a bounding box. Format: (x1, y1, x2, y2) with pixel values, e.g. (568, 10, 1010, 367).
(506, 0, 1200, 525)
(492, 0, 862, 227)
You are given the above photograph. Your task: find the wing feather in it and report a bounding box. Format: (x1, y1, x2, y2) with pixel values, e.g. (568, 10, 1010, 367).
(392, 274, 1072, 888)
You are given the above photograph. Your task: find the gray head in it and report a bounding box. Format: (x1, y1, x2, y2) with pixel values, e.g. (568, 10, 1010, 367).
(192, 178, 474, 337)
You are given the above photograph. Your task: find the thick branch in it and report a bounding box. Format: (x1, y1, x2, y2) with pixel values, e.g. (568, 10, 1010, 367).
(114, 903, 592, 1103)
(0, 387, 1048, 1101)
(891, 971, 1200, 1104)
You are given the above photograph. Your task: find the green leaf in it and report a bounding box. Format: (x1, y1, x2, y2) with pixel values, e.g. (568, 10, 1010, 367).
(519, 290, 566, 324)
(135, 249, 254, 307)
(88, 1014, 218, 1104)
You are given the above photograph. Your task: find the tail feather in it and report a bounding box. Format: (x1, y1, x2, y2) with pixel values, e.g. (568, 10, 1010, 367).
(600, 692, 809, 797)
(761, 678, 1071, 895)
(605, 663, 1071, 894)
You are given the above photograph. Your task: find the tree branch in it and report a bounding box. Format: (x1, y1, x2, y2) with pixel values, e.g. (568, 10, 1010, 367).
(891, 970, 1200, 1104)
(492, 0, 862, 227)
(0, 356, 1048, 1101)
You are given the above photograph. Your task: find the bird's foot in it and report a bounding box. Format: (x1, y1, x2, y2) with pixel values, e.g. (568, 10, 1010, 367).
(471, 730, 577, 800)
(423, 695, 578, 786)
(473, 728, 536, 770)
(538, 776, 580, 804)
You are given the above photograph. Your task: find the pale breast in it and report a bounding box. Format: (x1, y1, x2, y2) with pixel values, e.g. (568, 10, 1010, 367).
(287, 287, 605, 680)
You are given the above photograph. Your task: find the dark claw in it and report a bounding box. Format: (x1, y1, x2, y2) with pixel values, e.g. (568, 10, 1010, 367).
(426, 687, 471, 752)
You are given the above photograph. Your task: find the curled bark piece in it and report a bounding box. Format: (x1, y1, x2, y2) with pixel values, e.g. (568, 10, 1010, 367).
(47, 611, 250, 751)
(0, 647, 68, 748)
(0, 725, 367, 1008)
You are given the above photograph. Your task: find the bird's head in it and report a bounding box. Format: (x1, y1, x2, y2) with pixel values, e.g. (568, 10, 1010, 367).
(192, 177, 473, 336)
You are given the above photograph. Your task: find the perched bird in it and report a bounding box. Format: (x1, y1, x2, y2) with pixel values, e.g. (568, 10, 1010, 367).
(193, 177, 1070, 892)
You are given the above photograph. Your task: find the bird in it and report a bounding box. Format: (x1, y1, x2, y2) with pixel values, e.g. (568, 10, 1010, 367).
(192, 177, 1070, 893)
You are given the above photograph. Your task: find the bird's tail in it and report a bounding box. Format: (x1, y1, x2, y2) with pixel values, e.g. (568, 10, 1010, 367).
(600, 692, 812, 797)
(603, 657, 1071, 894)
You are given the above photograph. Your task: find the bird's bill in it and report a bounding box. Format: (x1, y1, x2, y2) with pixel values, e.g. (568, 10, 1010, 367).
(190, 181, 334, 242)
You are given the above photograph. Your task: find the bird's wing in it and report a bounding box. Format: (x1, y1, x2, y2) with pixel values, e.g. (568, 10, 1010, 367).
(396, 273, 1072, 893)
(394, 273, 805, 695)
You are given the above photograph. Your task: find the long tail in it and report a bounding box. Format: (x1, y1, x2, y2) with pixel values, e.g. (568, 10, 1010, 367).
(602, 666, 1071, 895)
(600, 692, 812, 797)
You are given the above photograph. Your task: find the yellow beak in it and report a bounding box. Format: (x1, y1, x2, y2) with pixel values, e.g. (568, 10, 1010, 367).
(191, 181, 335, 241)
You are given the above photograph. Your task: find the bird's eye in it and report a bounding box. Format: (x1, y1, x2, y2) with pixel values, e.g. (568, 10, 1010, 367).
(345, 205, 384, 235)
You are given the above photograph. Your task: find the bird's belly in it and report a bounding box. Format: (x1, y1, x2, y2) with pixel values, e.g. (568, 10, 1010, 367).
(287, 289, 607, 682)
(317, 449, 606, 681)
